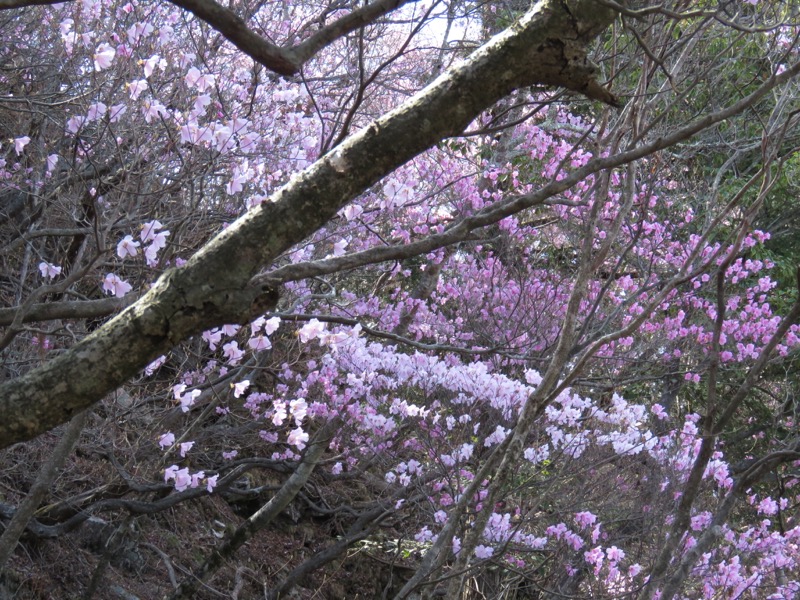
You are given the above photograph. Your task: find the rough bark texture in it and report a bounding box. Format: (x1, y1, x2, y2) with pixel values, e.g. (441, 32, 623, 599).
(0, 0, 619, 448)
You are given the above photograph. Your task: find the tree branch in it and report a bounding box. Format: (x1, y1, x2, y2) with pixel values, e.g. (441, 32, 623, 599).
(0, 0, 620, 449)
(167, 0, 299, 75)
(0, 0, 67, 9)
(168, 0, 414, 76)
(0, 409, 88, 568)
(0, 296, 137, 327)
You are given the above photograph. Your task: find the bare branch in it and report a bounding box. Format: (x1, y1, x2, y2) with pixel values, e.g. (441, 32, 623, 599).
(0, 296, 137, 327)
(168, 0, 414, 76)
(292, 0, 412, 66)
(167, 0, 299, 75)
(0, 0, 69, 9)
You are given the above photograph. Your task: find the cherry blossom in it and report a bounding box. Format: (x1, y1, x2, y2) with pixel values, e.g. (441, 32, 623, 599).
(232, 380, 250, 398)
(13, 136, 30, 155)
(158, 432, 175, 449)
(93, 42, 115, 71)
(102, 273, 133, 297)
(116, 235, 140, 259)
(38, 262, 61, 279)
(287, 427, 309, 450)
(164, 465, 192, 492)
(298, 319, 326, 343)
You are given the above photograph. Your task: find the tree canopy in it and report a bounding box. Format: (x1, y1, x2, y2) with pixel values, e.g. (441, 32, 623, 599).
(1, 0, 800, 598)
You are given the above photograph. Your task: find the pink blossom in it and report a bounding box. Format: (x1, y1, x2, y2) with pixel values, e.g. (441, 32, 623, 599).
(287, 426, 310, 450)
(179, 441, 194, 457)
(290, 398, 308, 424)
(174, 384, 201, 412)
(383, 178, 414, 207)
(102, 273, 133, 297)
(758, 497, 779, 516)
(67, 116, 88, 134)
(117, 235, 140, 258)
(452, 537, 461, 555)
(342, 204, 363, 221)
(591, 525, 602, 544)
(143, 99, 168, 123)
(298, 318, 326, 343)
(222, 341, 244, 364)
(484, 425, 509, 447)
(158, 432, 175, 449)
(203, 329, 222, 350)
(127, 21, 154, 45)
(140, 220, 165, 243)
(39, 262, 62, 279)
(128, 79, 148, 99)
(260, 431, 278, 443)
(651, 403, 669, 420)
(143, 244, 159, 266)
(232, 380, 250, 398)
(185, 67, 215, 91)
(606, 546, 625, 562)
(332, 239, 348, 256)
(575, 511, 597, 530)
(143, 54, 161, 78)
(474, 545, 494, 559)
(415, 527, 434, 543)
(272, 401, 287, 426)
(584, 546, 604, 573)
(205, 474, 218, 492)
(144, 355, 166, 376)
(190, 470, 205, 488)
(86, 102, 106, 121)
(13, 136, 30, 155)
(109, 103, 127, 122)
(691, 512, 712, 531)
(248, 335, 272, 351)
(164, 465, 192, 492)
(264, 317, 281, 335)
(221, 324, 240, 336)
(93, 43, 116, 71)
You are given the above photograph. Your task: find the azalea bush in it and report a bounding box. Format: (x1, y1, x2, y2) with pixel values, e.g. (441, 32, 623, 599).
(2, 0, 800, 598)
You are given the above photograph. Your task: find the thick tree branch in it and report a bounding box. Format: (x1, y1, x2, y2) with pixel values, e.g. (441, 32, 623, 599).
(292, 0, 412, 66)
(0, 0, 64, 8)
(2, 0, 409, 73)
(0, 296, 136, 327)
(167, 0, 299, 75)
(168, 0, 410, 76)
(260, 62, 800, 291)
(0, 0, 619, 448)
